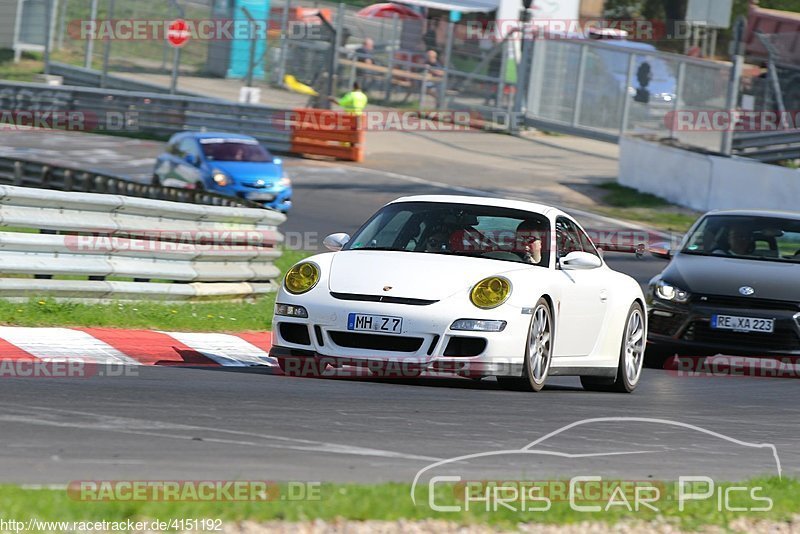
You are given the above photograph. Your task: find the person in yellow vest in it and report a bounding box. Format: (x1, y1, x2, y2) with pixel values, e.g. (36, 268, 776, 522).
(329, 82, 368, 114)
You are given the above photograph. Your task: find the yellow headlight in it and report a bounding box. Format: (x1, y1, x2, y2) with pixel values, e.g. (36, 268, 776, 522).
(470, 276, 511, 309)
(284, 262, 320, 294)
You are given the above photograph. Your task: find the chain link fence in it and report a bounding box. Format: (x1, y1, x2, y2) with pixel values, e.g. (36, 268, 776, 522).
(49, 0, 749, 153)
(526, 38, 732, 153)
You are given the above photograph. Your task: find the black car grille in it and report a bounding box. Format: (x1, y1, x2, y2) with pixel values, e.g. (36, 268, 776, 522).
(328, 332, 424, 352)
(693, 294, 800, 312)
(330, 292, 438, 306)
(682, 320, 800, 351)
(648, 311, 687, 337)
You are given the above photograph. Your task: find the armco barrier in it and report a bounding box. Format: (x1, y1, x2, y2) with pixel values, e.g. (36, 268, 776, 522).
(0, 156, 260, 209)
(0, 81, 367, 162)
(289, 109, 365, 162)
(0, 185, 285, 301)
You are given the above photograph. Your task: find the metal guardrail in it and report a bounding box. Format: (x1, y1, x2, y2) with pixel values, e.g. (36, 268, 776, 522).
(0, 81, 294, 153)
(0, 156, 262, 209)
(48, 62, 204, 97)
(732, 129, 800, 162)
(0, 184, 286, 301)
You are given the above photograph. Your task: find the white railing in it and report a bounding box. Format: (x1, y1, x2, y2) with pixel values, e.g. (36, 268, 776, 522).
(0, 185, 285, 301)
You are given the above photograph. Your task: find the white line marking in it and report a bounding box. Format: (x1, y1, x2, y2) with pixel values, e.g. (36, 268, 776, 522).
(0, 327, 139, 365)
(159, 332, 277, 367)
(1, 405, 440, 462)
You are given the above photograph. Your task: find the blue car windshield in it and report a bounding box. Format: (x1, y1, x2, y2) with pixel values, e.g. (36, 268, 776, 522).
(200, 140, 272, 162)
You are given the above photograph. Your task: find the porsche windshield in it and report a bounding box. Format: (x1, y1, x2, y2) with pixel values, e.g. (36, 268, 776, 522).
(682, 215, 800, 263)
(344, 202, 551, 265)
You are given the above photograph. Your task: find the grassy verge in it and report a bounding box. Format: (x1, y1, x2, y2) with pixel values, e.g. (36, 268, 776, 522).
(0, 478, 795, 531)
(0, 249, 310, 332)
(0, 50, 43, 82)
(592, 182, 700, 233)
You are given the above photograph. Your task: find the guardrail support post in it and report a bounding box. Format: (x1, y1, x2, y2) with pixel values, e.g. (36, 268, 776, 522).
(13, 162, 23, 186)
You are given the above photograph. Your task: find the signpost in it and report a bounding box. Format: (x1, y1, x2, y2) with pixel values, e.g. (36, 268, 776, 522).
(167, 19, 190, 48)
(167, 18, 189, 94)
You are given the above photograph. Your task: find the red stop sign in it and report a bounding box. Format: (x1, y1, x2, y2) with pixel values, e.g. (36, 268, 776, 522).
(167, 19, 190, 48)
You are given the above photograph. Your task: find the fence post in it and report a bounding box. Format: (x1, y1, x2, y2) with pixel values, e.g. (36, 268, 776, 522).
(276, 0, 292, 85)
(571, 44, 587, 127)
(43, 0, 53, 75)
(669, 62, 686, 140)
(512, 15, 533, 133)
(722, 16, 747, 156)
(439, 22, 455, 111)
(383, 15, 399, 104)
(496, 40, 508, 108)
(100, 0, 117, 88)
(85, 0, 99, 68)
(619, 53, 636, 135)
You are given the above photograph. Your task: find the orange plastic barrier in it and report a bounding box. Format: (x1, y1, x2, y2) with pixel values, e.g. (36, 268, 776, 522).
(289, 109, 365, 162)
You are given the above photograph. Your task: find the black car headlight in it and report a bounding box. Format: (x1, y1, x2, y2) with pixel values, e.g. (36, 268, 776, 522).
(655, 280, 690, 303)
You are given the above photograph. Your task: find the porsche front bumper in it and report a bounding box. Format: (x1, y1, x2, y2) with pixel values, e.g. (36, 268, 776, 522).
(270, 291, 532, 377)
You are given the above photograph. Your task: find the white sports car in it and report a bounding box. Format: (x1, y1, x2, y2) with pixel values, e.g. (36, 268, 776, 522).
(270, 195, 647, 392)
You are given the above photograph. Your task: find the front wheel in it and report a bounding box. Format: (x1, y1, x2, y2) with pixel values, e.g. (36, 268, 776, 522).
(499, 298, 553, 392)
(581, 302, 645, 393)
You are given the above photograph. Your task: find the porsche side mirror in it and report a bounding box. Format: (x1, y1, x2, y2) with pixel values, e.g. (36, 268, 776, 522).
(649, 242, 672, 260)
(559, 251, 602, 270)
(323, 233, 350, 252)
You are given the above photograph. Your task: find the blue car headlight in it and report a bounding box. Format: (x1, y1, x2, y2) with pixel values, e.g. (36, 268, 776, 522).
(278, 176, 291, 188)
(212, 170, 231, 187)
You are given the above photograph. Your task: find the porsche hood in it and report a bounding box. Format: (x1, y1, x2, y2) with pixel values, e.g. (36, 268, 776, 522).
(327, 250, 526, 301)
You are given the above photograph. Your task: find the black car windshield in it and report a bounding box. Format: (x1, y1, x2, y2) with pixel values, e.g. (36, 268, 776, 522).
(343, 202, 551, 266)
(199, 139, 272, 162)
(682, 215, 800, 263)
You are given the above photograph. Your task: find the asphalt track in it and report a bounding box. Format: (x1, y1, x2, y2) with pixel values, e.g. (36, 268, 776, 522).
(0, 131, 797, 485)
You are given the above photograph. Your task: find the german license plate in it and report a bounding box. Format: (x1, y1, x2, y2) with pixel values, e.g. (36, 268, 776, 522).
(711, 314, 774, 333)
(247, 193, 275, 201)
(347, 313, 403, 334)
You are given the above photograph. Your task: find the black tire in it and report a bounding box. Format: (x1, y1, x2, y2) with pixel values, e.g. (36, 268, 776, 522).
(497, 298, 553, 392)
(581, 302, 645, 393)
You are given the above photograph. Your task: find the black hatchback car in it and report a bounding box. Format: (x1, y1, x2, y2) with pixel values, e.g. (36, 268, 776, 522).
(646, 210, 800, 367)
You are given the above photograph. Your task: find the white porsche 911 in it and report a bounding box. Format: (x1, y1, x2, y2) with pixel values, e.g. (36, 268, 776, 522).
(270, 195, 647, 392)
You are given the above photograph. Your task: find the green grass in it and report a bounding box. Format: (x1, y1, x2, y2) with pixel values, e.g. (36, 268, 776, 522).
(594, 182, 700, 233)
(0, 477, 796, 530)
(0, 50, 44, 82)
(0, 249, 310, 332)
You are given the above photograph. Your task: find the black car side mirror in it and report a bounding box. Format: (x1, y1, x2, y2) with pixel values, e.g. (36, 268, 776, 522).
(649, 242, 672, 260)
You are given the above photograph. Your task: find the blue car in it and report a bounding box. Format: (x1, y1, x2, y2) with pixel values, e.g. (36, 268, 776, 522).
(153, 132, 292, 212)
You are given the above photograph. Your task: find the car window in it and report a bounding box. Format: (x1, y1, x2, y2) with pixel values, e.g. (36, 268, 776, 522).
(555, 218, 583, 259)
(177, 138, 200, 159)
(682, 215, 800, 263)
(200, 140, 272, 162)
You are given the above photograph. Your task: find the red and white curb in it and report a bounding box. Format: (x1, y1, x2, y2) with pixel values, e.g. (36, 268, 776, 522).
(0, 327, 276, 367)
